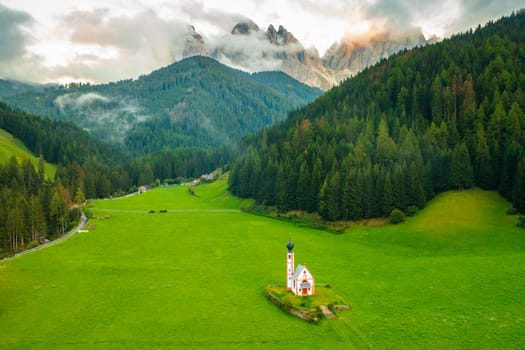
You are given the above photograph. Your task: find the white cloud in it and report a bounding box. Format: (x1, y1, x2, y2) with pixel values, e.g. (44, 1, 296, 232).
(0, 0, 523, 83)
(55, 92, 109, 110)
(54, 91, 150, 141)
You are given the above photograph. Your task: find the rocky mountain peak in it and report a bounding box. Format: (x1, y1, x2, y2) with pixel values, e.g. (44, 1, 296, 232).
(231, 20, 260, 35)
(266, 24, 299, 46)
(183, 25, 207, 57)
(323, 28, 428, 72)
(426, 34, 441, 44)
(188, 25, 204, 43)
(181, 20, 433, 90)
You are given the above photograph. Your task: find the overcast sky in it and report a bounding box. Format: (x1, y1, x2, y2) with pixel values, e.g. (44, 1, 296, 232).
(0, 0, 523, 83)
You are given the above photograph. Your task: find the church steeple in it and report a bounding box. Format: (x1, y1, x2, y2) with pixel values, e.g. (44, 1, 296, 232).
(286, 241, 294, 290)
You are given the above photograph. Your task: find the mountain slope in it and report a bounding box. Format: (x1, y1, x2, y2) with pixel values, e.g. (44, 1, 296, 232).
(229, 10, 525, 218)
(0, 79, 42, 97)
(0, 102, 132, 198)
(250, 71, 323, 102)
(3, 56, 322, 154)
(0, 128, 56, 179)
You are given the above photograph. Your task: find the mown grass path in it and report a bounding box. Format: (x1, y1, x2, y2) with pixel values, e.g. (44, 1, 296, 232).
(329, 318, 372, 349)
(96, 208, 240, 213)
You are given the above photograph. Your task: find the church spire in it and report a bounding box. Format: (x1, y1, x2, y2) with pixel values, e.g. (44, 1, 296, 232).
(286, 241, 295, 290)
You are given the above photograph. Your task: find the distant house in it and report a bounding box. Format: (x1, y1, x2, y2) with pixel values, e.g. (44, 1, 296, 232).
(201, 173, 215, 181)
(286, 241, 315, 296)
(138, 185, 149, 194)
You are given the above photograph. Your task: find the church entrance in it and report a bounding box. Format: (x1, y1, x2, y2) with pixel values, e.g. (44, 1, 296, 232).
(301, 280, 309, 296)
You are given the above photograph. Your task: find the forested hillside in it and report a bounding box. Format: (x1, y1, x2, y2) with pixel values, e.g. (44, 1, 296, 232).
(0, 102, 130, 197)
(0, 103, 127, 256)
(229, 11, 525, 220)
(3, 56, 321, 154)
(0, 79, 41, 97)
(0, 129, 55, 178)
(0, 157, 73, 256)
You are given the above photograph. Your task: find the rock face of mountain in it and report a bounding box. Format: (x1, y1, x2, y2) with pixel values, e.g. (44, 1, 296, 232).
(197, 22, 337, 89)
(182, 21, 434, 90)
(266, 25, 298, 45)
(182, 26, 207, 58)
(323, 31, 428, 82)
(261, 24, 337, 89)
(232, 20, 260, 35)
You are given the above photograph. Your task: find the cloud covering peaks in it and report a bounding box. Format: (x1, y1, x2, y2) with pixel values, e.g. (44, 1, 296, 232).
(0, 0, 523, 84)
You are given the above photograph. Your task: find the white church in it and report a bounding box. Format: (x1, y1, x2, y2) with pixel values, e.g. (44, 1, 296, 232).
(286, 241, 315, 296)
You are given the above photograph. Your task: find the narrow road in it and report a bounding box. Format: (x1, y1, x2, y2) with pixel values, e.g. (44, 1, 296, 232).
(1, 212, 88, 261)
(95, 209, 240, 213)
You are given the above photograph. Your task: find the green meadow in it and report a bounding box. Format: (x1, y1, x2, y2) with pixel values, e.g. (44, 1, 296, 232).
(0, 128, 56, 179)
(0, 179, 524, 349)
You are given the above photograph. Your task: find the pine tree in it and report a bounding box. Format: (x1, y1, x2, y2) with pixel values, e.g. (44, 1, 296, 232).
(38, 155, 46, 183)
(375, 119, 397, 164)
(50, 191, 68, 235)
(74, 187, 85, 219)
(341, 168, 361, 220)
(28, 195, 47, 243)
(308, 157, 322, 212)
(431, 76, 443, 122)
(138, 164, 154, 186)
(473, 123, 493, 189)
(318, 171, 341, 221)
(381, 171, 394, 216)
(512, 156, 525, 213)
(450, 143, 474, 190)
(498, 141, 522, 198)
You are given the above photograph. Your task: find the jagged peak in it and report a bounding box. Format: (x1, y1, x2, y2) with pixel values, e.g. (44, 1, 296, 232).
(187, 25, 204, 42)
(426, 34, 441, 44)
(266, 24, 299, 45)
(231, 19, 260, 35)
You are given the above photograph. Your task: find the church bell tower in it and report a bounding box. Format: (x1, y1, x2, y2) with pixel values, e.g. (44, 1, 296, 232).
(286, 241, 295, 290)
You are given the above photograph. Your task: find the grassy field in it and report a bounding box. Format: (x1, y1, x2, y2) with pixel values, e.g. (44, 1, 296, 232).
(0, 179, 524, 349)
(0, 128, 56, 179)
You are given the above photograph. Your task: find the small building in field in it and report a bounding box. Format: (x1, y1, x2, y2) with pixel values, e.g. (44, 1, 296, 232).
(286, 241, 315, 296)
(291, 264, 315, 296)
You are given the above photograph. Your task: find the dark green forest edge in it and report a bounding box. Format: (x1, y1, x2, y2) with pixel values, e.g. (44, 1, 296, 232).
(229, 11, 525, 221)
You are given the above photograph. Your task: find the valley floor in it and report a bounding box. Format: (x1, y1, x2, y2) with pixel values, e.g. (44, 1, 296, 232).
(0, 180, 524, 349)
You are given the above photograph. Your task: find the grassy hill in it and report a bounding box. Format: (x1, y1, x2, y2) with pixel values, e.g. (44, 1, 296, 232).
(0, 128, 56, 179)
(0, 178, 523, 348)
